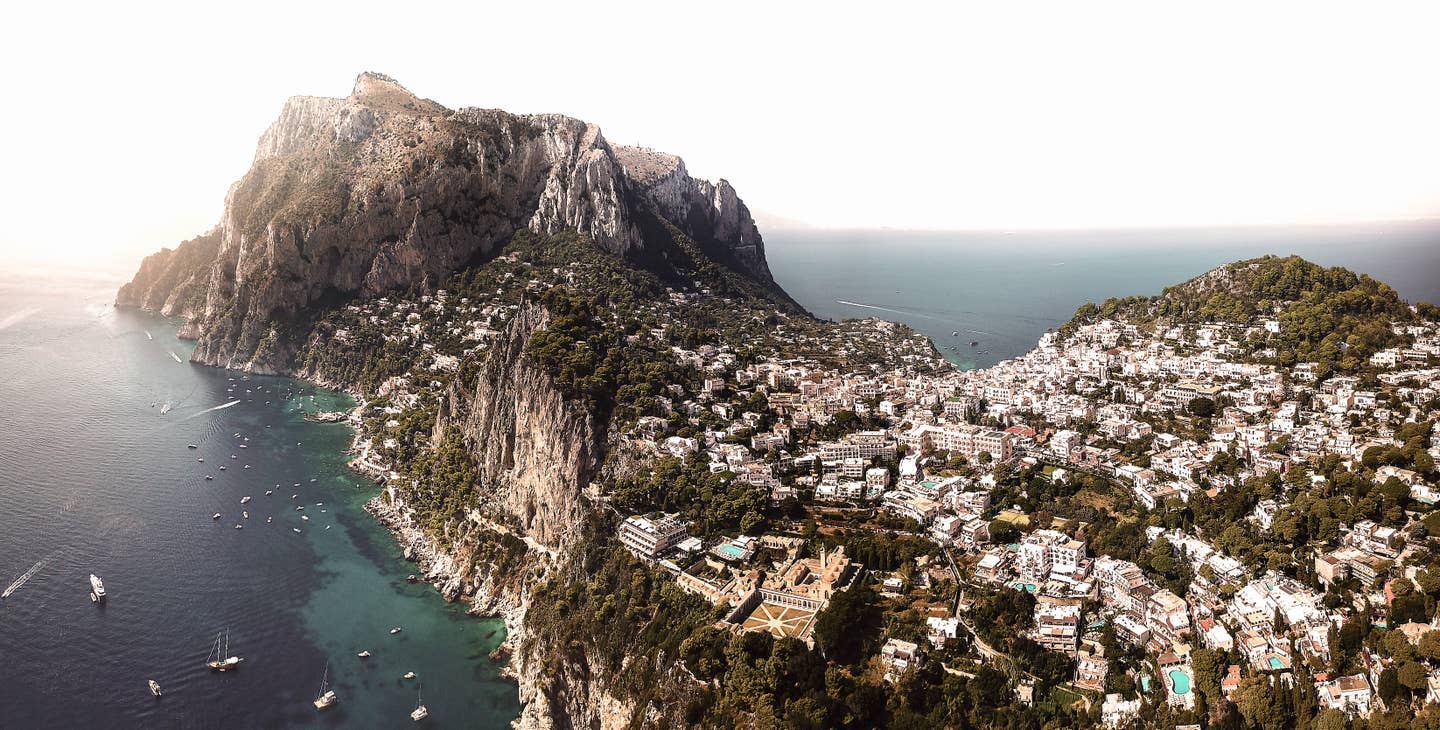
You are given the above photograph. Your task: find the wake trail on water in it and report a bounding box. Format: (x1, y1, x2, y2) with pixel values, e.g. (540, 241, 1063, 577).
(0, 307, 42, 331)
(184, 400, 242, 420)
(2, 556, 50, 599)
(168, 351, 184, 363)
(834, 300, 1001, 336)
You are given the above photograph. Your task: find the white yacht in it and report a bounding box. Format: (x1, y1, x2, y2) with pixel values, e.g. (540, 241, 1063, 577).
(148, 679, 162, 697)
(206, 629, 243, 671)
(89, 574, 106, 602)
(313, 662, 338, 710)
(410, 684, 428, 721)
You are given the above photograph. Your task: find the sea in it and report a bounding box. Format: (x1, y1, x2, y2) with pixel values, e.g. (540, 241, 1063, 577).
(0, 266, 519, 727)
(767, 219, 1440, 369)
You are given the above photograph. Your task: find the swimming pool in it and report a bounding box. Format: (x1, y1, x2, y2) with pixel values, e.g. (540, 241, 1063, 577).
(1267, 656, 1284, 669)
(715, 544, 744, 559)
(1169, 670, 1191, 695)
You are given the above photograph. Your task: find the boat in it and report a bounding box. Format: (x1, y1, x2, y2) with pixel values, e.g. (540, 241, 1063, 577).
(187, 444, 198, 449)
(301, 515, 309, 521)
(403, 671, 416, 680)
(205, 475, 214, 481)
(293, 528, 302, 533)
(265, 491, 273, 496)
(148, 679, 162, 697)
(390, 627, 402, 634)
(206, 629, 243, 671)
(213, 513, 222, 520)
(969, 340, 978, 347)
(234, 524, 243, 529)
(952, 331, 959, 336)
(240, 496, 251, 504)
(357, 650, 371, 658)
(242, 511, 248, 519)
(267, 517, 273, 524)
(313, 662, 338, 710)
(89, 574, 106, 602)
(197, 458, 204, 462)
(410, 684, 428, 721)
(407, 575, 417, 583)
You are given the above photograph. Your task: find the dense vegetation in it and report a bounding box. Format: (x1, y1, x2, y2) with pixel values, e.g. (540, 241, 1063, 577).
(1067, 255, 1418, 374)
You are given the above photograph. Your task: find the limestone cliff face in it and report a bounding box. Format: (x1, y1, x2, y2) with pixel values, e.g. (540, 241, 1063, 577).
(114, 229, 221, 335)
(116, 72, 783, 372)
(435, 301, 597, 552)
(420, 301, 642, 729)
(613, 145, 772, 282)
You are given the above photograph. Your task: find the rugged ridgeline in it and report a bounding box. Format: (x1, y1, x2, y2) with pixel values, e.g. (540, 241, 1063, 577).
(116, 72, 791, 373)
(117, 74, 801, 729)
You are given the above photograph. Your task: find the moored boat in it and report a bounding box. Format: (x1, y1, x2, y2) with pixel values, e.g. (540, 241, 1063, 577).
(206, 629, 243, 671)
(313, 662, 338, 710)
(410, 684, 428, 721)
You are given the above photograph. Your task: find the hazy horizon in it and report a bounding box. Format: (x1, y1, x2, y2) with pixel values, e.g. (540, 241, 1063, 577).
(4, 1, 1440, 265)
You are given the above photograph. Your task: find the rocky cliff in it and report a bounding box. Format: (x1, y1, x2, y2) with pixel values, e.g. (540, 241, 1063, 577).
(372, 299, 644, 729)
(116, 72, 786, 372)
(114, 229, 221, 336)
(435, 301, 598, 552)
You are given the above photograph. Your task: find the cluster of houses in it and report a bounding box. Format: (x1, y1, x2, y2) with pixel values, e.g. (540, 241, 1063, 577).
(339, 248, 1440, 720)
(610, 309, 1440, 717)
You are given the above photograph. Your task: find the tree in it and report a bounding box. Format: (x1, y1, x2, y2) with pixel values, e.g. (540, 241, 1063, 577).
(1378, 666, 1401, 702)
(1234, 675, 1287, 730)
(1421, 630, 1440, 662)
(1187, 397, 1216, 418)
(1192, 647, 1225, 699)
(1399, 660, 1428, 693)
(1313, 707, 1348, 730)
(812, 585, 879, 664)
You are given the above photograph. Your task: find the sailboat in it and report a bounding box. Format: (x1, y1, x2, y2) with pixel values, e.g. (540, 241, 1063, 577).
(313, 661, 338, 710)
(410, 683, 428, 721)
(206, 629, 244, 671)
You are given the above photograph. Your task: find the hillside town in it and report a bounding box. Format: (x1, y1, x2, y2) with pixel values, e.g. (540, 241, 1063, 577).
(325, 245, 1440, 727)
(613, 304, 1440, 725)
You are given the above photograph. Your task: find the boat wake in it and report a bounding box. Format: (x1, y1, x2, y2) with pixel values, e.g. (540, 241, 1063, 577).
(168, 351, 184, 364)
(2, 557, 49, 599)
(0, 307, 42, 332)
(833, 300, 1000, 336)
(184, 400, 242, 420)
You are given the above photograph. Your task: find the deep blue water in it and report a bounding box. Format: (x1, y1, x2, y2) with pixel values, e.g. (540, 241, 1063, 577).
(0, 267, 519, 728)
(768, 220, 1440, 368)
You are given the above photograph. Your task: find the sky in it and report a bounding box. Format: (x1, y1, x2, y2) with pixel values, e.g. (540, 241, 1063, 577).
(3, 1, 1439, 265)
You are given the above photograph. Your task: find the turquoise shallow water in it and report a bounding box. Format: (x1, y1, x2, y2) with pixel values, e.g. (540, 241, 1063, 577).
(768, 220, 1440, 368)
(0, 267, 519, 728)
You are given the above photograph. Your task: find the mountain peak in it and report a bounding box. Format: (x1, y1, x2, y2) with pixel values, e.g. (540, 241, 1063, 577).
(349, 72, 446, 114)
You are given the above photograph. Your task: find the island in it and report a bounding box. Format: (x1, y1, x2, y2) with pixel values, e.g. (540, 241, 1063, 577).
(117, 72, 1440, 729)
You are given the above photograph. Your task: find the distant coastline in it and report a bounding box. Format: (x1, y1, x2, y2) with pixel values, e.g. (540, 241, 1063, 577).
(768, 219, 1440, 369)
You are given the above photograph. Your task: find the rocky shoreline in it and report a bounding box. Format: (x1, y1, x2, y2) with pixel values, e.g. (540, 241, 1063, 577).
(362, 494, 529, 674)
